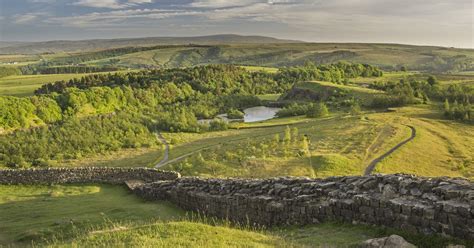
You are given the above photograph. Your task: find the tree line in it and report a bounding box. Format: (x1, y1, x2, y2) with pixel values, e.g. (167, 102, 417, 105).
(36, 66, 121, 74)
(34, 63, 383, 95)
(0, 63, 382, 167)
(369, 76, 472, 122)
(0, 112, 158, 168)
(0, 66, 21, 78)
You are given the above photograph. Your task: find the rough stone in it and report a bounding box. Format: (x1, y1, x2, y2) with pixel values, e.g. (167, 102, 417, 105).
(2, 169, 472, 240)
(0, 167, 180, 185)
(360, 235, 416, 248)
(132, 174, 474, 239)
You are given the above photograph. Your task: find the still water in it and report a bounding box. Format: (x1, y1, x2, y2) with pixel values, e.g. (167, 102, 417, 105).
(243, 106, 281, 123)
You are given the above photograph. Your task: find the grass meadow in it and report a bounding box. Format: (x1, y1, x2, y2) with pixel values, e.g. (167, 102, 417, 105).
(0, 70, 132, 97)
(0, 184, 470, 247)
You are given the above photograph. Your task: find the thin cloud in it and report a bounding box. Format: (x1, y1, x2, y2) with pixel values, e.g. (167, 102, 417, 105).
(72, 0, 154, 9)
(13, 13, 45, 24)
(1, 0, 472, 47)
(47, 8, 201, 27)
(190, 0, 261, 8)
(128, 0, 153, 3)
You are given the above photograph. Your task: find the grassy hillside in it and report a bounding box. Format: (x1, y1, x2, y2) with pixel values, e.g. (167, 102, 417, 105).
(2, 42, 471, 73)
(1, 184, 469, 247)
(81, 43, 474, 73)
(0, 35, 301, 54)
(159, 106, 471, 180)
(0, 70, 130, 97)
(284, 81, 385, 105)
(0, 184, 183, 245)
(372, 106, 474, 178)
(351, 71, 474, 87)
(11, 76, 466, 180)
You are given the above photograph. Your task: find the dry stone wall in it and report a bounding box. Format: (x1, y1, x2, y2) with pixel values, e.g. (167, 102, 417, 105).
(133, 174, 474, 240)
(0, 167, 180, 185)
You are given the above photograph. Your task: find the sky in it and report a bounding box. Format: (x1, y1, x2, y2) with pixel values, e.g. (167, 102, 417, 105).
(0, 0, 473, 48)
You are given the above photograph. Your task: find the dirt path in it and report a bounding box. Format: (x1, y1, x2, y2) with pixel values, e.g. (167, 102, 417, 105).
(153, 126, 303, 168)
(154, 133, 224, 168)
(364, 125, 416, 175)
(152, 116, 337, 168)
(154, 133, 169, 168)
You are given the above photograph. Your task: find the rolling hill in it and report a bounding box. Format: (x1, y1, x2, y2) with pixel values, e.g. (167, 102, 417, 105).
(74, 43, 474, 73)
(0, 35, 302, 54)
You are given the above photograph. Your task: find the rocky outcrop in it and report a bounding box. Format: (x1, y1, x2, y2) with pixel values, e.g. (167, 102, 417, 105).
(132, 174, 474, 240)
(0, 167, 180, 185)
(360, 235, 416, 248)
(281, 87, 326, 101)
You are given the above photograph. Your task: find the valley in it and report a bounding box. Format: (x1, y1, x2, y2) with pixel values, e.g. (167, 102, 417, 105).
(0, 36, 472, 247)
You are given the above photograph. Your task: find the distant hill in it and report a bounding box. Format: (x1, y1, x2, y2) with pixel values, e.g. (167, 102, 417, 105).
(0, 42, 27, 48)
(1, 37, 473, 73)
(0, 35, 302, 54)
(76, 43, 474, 73)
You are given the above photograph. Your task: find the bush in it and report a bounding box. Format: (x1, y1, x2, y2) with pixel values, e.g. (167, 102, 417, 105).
(370, 95, 410, 108)
(276, 103, 309, 117)
(0, 66, 21, 78)
(307, 103, 329, 118)
(209, 119, 228, 131)
(227, 108, 244, 119)
(349, 102, 362, 115)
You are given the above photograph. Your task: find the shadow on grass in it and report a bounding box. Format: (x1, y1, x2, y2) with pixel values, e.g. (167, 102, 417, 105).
(0, 184, 184, 246)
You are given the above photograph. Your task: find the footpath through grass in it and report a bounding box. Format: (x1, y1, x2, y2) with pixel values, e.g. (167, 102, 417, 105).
(161, 114, 406, 178)
(372, 106, 474, 179)
(53, 104, 472, 180)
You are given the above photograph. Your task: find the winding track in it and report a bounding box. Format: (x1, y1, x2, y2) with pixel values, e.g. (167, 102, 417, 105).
(364, 125, 416, 175)
(154, 120, 416, 172)
(154, 133, 170, 168)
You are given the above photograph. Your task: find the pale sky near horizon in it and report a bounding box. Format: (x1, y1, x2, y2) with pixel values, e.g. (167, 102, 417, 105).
(0, 0, 472, 48)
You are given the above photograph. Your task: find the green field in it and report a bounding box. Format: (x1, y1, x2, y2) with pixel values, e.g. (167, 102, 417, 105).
(57, 147, 163, 168)
(31, 79, 469, 180)
(0, 42, 473, 247)
(158, 106, 472, 179)
(351, 71, 474, 87)
(240, 66, 279, 73)
(291, 80, 386, 105)
(372, 106, 474, 178)
(0, 72, 124, 97)
(257, 94, 282, 101)
(35, 43, 474, 73)
(0, 184, 183, 246)
(0, 184, 469, 247)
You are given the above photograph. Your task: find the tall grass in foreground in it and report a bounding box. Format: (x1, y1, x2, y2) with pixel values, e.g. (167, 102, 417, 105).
(40, 212, 473, 248)
(43, 213, 289, 248)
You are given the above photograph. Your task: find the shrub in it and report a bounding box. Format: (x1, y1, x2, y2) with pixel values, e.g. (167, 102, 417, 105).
(349, 102, 362, 115)
(209, 119, 228, 131)
(307, 103, 329, 118)
(227, 108, 244, 119)
(276, 103, 309, 117)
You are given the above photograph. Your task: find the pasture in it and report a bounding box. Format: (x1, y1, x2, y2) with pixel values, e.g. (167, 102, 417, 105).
(0, 184, 183, 246)
(0, 72, 123, 97)
(34, 79, 470, 180)
(0, 184, 467, 247)
(36, 43, 474, 73)
(160, 105, 471, 179)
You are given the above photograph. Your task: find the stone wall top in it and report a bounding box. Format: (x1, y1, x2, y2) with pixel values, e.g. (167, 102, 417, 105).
(133, 174, 474, 239)
(0, 167, 180, 185)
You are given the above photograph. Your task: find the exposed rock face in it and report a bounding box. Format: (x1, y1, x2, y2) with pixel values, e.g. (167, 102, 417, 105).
(360, 235, 416, 248)
(0, 167, 180, 185)
(132, 174, 474, 240)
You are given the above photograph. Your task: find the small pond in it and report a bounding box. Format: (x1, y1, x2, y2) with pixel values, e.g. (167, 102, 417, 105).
(243, 106, 281, 123)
